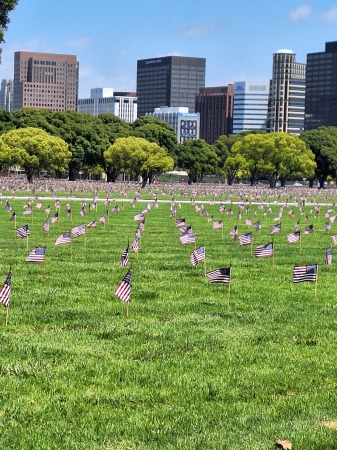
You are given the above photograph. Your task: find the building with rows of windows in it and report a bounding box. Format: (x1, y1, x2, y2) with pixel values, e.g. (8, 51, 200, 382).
(13, 51, 79, 112)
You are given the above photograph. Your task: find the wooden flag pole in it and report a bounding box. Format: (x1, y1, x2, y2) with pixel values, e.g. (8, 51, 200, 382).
(70, 242, 73, 261)
(126, 303, 129, 317)
(299, 232, 302, 253)
(26, 234, 29, 250)
(314, 264, 318, 301)
(227, 281, 231, 306)
(272, 241, 275, 273)
(5, 306, 9, 327)
(250, 240, 253, 256)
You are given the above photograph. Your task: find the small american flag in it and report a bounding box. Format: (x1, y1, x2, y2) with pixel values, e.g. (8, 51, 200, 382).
(36, 202, 42, 209)
(176, 218, 186, 227)
(131, 236, 139, 253)
(270, 223, 281, 234)
(120, 244, 129, 267)
(134, 213, 144, 221)
(206, 267, 230, 284)
(323, 222, 331, 231)
(239, 232, 253, 246)
(80, 207, 86, 217)
(190, 246, 205, 266)
(51, 212, 59, 223)
(99, 215, 106, 224)
(55, 232, 71, 246)
(26, 246, 46, 263)
(212, 220, 223, 229)
(9, 212, 16, 221)
(332, 234, 337, 245)
(16, 224, 30, 238)
(229, 226, 238, 239)
(23, 208, 32, 215)
(326, 247, 332, 265)
(0, 270, 12, 307)
(180, 233, 196, 244)
(304, 224, 314, 234)
(293, 264, 317, 283)
(114, 269, 132, 303)
(254, 242, 273, 258)
(43, 218, 50, 232)
(253, 221, 261, 231)
(45, 205, 51, 215)
(71, 224, 85, 237)
(287, 230, 300, 243)
(87, 220, 96, 228)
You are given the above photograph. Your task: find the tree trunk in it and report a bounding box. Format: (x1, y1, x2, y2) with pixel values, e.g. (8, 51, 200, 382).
(68, 166, 77, 181)
(25, 168, 33, 183)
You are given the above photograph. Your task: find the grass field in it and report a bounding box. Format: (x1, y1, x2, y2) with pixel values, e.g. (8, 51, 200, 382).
(0, 187, 336, 449)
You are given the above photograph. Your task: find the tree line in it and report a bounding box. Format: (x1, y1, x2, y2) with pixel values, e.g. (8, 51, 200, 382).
(0, 108, 336, 187)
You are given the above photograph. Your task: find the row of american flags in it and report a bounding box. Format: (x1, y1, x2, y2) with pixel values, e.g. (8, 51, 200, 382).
(1, 193, 335, 311)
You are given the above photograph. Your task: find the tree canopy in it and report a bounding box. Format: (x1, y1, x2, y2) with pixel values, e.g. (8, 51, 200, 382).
(104, 136, 174, 187)
(300, 127, 337, 188)
(0, 0, 18, 56)
(231, 132, 316, 186)
(176, 139, 219, 185)
(0, 127, 71, 182)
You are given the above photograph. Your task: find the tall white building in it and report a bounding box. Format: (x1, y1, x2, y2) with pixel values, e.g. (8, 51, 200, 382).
(146, 106, 200, 143)
(232, 81, 269, 134)
(77, 88, 137, 122)
(267, 49, 306, 135)
(0, 79, 13, 111)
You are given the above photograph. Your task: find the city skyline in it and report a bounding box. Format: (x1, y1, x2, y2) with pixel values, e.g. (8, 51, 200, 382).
(1, 1, 337, 97)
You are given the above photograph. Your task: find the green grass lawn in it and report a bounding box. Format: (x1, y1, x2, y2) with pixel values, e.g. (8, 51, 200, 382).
(0, 190, 336, 449)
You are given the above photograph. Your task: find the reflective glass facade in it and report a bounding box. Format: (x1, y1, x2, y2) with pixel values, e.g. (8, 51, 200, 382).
(305, 41, 337, 130)
(137, 56, 205, 117)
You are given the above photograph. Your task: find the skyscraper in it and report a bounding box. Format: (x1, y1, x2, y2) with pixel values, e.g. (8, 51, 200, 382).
(136, 56, 206, 117)
(267, 49, 306, 135)
(13, 51, 79, 112)
(195, 86, 234, 144)
(0, 79, 13, 111)
(233, 81, 269, 134)
(305, 41, 337, 130)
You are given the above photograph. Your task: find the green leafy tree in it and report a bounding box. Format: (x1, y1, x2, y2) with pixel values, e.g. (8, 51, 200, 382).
(0, 0, 18, 59)
(300, 127, 337, 188)
(223, 153, 249, 185)
(104, 136, 174, 187)
(268, 133, 316, 187)
(0, 127, 71, 182)
(131, 116, 178, 161)
(176, 139, 219, 185)
(213, 134, 243, 169)
(231, 134, 271, 185)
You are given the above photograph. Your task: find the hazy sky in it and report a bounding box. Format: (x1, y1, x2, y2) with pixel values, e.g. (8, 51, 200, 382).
(1, 0, 337, 97)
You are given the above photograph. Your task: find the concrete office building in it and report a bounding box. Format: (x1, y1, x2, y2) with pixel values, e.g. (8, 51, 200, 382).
(78, 88, 137, 122)
(267, 49, 306, 135)
(137, 56, 206, 117)
(146, 106, 200, 144)
(305, 41, 337, 130)
(195, 86, 234, 144)
(0, 79, 13, 111)
(13, 51, 79, 111)
(233, 81, 269, 134)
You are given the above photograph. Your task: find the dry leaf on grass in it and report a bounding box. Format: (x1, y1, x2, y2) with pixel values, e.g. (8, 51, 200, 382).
(276, 438, 293, 449)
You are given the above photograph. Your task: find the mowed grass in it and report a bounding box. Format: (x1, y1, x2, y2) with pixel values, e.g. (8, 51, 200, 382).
(0, 194, 336, 449)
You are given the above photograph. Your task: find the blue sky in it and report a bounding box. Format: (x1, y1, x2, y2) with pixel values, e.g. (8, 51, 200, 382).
(1, 0, 337, 98)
